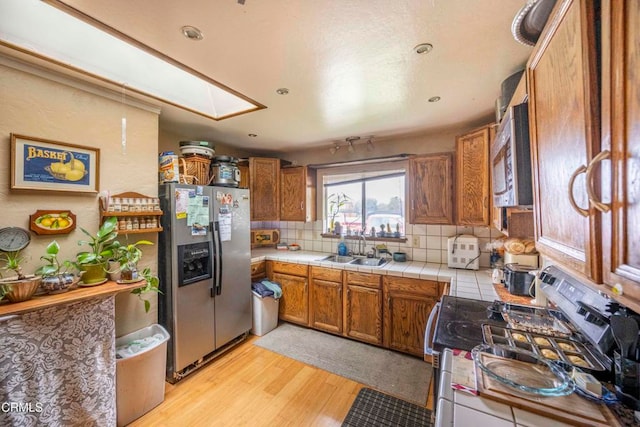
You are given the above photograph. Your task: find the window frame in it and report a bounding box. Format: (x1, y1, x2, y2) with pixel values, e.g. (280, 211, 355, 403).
(316, 160, 409, 236)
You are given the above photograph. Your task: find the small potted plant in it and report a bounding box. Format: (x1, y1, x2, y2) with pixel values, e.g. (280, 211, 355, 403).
(111, 239, 154, 282)
(0, 250, 41, 303)
(131, 267, 162, 313)
(75, 216, 119, 285)
(36, 240, 78, 294)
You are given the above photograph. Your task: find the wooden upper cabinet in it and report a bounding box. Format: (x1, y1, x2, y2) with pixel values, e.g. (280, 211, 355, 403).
(600, 0, 640, 302)
(409, 153, 454, 224)
(456, 125, 491, 226)
(250, 157, 280, 221)
(528, 0, 601, 281)
(280, 166, 317, 222)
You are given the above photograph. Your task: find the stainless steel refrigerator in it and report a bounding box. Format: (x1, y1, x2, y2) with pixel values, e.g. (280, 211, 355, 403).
(158, 183, 251, 382)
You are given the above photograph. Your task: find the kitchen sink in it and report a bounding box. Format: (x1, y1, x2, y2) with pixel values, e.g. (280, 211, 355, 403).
(317, 255, 354, 263)
(349, 257, 389, 267)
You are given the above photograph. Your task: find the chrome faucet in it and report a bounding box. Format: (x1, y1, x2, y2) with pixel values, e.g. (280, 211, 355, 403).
(357, 233, 367, 256)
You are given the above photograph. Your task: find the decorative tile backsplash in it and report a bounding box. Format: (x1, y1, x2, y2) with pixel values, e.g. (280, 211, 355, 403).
(251, 220, 506, 268)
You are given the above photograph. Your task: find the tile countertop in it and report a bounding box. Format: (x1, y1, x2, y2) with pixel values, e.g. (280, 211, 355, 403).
(251, 248, 500, 302)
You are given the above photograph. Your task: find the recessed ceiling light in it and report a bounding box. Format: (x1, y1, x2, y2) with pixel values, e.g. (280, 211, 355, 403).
(276, 88, 289, 95)
(248, 133, 257, 137)
(181, 26, 204, 41)
(414, 43, 433, 55)
(428, 96, 441, 103)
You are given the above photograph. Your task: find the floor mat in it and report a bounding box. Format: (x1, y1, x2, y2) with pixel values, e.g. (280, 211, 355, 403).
(342, 388, 433, 427)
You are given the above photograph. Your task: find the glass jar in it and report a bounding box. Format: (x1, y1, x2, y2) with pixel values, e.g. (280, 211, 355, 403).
(112, 198, 122, 212)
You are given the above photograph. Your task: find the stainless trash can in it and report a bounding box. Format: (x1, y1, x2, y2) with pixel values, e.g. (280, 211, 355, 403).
(115, 324, 170, 426)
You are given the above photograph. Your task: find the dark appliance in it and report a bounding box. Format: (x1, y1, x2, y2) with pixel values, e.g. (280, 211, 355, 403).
(491, 102, 533, 207)
(427, 265, 616, 403)
(504, 263, 537, 296)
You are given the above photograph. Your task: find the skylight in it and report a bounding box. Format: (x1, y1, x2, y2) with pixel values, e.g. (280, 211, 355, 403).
(0, 0, 264, 120)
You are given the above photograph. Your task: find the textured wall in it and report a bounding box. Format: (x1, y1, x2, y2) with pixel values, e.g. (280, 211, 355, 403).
(0, 61, 159, 337)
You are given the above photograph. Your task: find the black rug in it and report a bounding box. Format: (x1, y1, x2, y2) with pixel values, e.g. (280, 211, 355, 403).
(342, 388, 433, 427)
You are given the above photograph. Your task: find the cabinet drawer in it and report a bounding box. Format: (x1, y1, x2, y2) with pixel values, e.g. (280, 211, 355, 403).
(383, 276, 440, 297)
(251, 261, 266, 276)
(346, 271, 381, 289)
(311, 266, 343, 282)
(270, 261, 308, 277)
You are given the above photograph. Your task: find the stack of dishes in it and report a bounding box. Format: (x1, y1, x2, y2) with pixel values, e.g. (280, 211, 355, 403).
(179, 141, 215, 158)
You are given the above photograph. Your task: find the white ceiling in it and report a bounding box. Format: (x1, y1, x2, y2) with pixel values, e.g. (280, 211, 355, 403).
(45, 0, 532, 152)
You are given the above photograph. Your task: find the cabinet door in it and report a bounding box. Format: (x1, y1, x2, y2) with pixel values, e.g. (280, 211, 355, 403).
(273, 272, 308, 325)
(250, 157, 280, 221)
(383, 290, 435, 356)
(456, 126, 490, 226)
(310, 278, 343, 334)
(528, 0, 601, 281)
(345, 284, 382, 345)
(601, 0, 640, 298)
(280, 167, 316, 222)
(409, 153, 454, 224)
(251, 261, 266, 282)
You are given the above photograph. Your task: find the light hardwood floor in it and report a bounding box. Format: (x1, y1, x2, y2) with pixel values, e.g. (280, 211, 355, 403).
(130, 334, 433, 426)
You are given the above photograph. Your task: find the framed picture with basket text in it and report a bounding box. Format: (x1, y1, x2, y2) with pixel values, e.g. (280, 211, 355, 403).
(10, 134, 100, 193)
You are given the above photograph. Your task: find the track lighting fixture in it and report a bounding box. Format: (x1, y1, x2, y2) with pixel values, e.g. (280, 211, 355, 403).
(329, 136, 376, 155)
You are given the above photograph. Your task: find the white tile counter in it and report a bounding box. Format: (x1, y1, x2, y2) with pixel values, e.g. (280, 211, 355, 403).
(251, 248, 499, 302)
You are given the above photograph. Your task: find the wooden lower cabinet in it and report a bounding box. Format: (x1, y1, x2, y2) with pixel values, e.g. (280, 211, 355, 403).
(310, 267, 343, 334)
(268, 260, 446, 356)
(344, 272, 382, 346)
(268, 261, 309, 326)
(383, 276, 442, 357)
(251, 261, 266, 282)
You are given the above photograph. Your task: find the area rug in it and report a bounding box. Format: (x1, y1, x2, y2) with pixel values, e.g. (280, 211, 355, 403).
(254, 323, 432, 405)
(342, 388, 433, 427)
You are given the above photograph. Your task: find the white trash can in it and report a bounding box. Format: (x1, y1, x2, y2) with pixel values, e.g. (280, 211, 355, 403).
(251, 291, 280, 336)
(115, 324, 170, 427)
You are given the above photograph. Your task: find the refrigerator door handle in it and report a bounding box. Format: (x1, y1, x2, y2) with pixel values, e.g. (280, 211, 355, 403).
(214, 220, 223, 295)
(210, 221, 216, 298)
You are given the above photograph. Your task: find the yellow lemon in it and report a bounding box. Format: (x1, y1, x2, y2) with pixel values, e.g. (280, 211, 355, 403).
(57, 218, 70, 228)
(50, 162, 66, 173)
(66, 158, 85, 172)
(65, 169, 84, 181)
(40, 217, 53, 227)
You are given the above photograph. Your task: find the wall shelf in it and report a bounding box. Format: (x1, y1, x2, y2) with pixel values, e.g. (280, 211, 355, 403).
(99, 191, 163, 235)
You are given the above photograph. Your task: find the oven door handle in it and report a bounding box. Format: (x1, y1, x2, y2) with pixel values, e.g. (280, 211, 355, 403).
(424, 301, 441, 355)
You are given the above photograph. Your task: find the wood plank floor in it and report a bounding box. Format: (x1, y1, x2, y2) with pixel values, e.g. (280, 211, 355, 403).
(130, 335, 434, 426)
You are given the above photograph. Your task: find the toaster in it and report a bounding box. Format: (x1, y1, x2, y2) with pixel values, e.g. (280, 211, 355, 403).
(504, 263, 537, 296)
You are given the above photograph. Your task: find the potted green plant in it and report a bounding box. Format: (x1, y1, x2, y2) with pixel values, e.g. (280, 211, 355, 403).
(75, 216, 119, 284)
(0, 250, 41, 302)
(112, 239, 154, 282)
(36, 240, 78, 294)
(131, 267, 162, 313)
(327, 192, 350, 233)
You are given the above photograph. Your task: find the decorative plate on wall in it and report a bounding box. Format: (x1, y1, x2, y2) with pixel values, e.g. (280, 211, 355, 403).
(29, 210, 77, 235)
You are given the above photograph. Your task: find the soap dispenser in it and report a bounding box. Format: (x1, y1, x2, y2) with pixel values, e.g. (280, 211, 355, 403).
(337, 235, 348, 256)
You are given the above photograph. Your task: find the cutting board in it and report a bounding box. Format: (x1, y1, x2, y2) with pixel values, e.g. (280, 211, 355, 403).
(476, 353, 619, 427)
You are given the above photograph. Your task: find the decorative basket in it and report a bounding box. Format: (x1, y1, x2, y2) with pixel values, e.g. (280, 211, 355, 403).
(179, 156, 210, 185)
